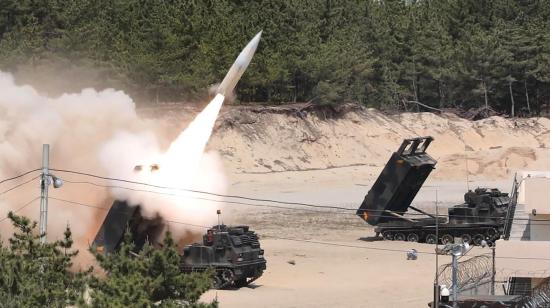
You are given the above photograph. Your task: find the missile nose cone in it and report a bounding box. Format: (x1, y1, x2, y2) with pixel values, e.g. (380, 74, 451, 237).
(251, 31, 262, 47)
(217, 31, 262, 98)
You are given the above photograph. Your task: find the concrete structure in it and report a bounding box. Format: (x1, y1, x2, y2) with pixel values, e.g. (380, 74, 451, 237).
(497, 171, 550, 296)
(509, 171, 550, 240)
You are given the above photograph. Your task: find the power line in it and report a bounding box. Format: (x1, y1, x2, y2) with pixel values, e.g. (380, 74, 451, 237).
(49, 197, 214, 230)
(262, 235, 436, 254)
(0, 197, 40, 223)
(0, 175, 40, 196)
(264, 235, 550, 261)
(60, 179, 550, 224)
(50, 168, 355, 211)
(56, 169, 550, 222)
(41, 196, 550, 261)
(51, 183, 550, 229)
(2, 169, 547, 260)
(62, 179, 344, 213)
(49, 197, 109, 211)
(0, 169, 41, 185)
(165, 220, 212, 230)
(56, 173, 550, 223)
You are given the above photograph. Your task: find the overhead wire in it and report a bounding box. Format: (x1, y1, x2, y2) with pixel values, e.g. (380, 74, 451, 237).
(61, 179, 342, 213)
(58, 176, 550, 224)
(0, 175, 40, 196)
(3, 166, 549, 267)
(0, 169, 533, 225)
(50, 168, 355, 211)
(2, 168, 544, 256)
(54, 170, 548, 222)
(0, 169, 41, 185)
(0, 168, 539, 223)
(0, 196, 41, 223)
(49, 196, 110, 211)
(40, 196, 550, 261)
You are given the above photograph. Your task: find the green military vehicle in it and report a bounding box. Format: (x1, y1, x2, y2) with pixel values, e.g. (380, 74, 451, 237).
(93, 201, 266, 289)
(356, 137, 511, 245)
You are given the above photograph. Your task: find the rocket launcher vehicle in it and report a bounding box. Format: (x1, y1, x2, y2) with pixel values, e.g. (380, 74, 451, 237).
(356, 137, 512, 246)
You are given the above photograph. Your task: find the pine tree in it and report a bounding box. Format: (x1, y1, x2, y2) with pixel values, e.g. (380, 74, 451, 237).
(0, 212, 87, 307)
(89, 229, 216, 307)
(1, 0, 550, 111)
(457, 26, 508, 110)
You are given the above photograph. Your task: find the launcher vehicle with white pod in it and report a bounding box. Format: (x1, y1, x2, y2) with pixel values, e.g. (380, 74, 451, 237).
(356, 137, 512, 245)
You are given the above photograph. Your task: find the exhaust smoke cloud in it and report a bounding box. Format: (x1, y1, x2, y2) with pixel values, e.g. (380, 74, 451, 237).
(99, 93, 228, 229)
(0, 30, 261, 266)
(0, 71, 227, 265)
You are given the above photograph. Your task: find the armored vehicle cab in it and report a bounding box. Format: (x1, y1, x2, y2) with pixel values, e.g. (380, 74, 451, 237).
(181, 225, 266, 288)
(448, 188, 509, 225)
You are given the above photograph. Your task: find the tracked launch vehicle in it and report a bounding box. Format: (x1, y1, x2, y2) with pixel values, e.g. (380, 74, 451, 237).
(356, 137, 511, 245)
(181, 224, 265, 289)
(93, 201, 266, 289)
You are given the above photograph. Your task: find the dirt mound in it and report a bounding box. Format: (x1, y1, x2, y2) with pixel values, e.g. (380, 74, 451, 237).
(141, 104, 550, 180)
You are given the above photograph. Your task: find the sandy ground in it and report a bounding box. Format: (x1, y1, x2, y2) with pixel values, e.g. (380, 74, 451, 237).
(199, 167, 510, 308)
(189, 108, 540, 307)
(11, 105, 535, 306)
(203, 237, 447, 308)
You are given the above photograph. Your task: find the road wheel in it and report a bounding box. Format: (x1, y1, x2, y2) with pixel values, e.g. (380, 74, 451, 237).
(425, 234, 437, 244)
(234, 278, 249, 288)
(473, 234, 485, 246)
(221, 269, 235, 285)
(485, 228, 497, 239)
(213, 276, 223, 289)
(461, 234, 472, 244)
(394, 233, 406, 241)
(441, 234, 454, 245)
(407, 233, 420, 242)
(382, 232, 394, 241)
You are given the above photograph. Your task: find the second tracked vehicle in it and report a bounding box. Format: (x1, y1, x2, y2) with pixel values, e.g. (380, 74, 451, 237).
(356, 137, 512, 245)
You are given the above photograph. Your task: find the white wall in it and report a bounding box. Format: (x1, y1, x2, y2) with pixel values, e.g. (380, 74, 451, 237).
(517, 172, 550, 215)
(530, 214, 550, 241)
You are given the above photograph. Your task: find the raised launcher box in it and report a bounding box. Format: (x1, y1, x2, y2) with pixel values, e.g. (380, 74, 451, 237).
(92, 200, 165, 253)
(356, 136, 437, 226)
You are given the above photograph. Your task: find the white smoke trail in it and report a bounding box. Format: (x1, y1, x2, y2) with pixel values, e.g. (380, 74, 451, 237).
(0, 71, 227, 264)
(99, 94, 227, 228)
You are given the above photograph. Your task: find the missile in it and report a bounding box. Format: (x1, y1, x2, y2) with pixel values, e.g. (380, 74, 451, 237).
(217, 31, 262, 97)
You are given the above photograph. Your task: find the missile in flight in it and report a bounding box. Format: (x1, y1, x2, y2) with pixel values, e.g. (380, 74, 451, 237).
(216, 31, 262, 97)
(132, 31, 263, 174)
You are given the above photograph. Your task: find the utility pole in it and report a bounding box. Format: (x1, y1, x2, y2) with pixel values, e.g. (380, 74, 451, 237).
(465, 145, 470, 191)
(491, 244, 496, 295)
(217, 209, 221, 231)
(437, 239, 470, 308)
(434, 189, 440, 308)
(451, 251, 459, 307)
(39, 144, 49, 244)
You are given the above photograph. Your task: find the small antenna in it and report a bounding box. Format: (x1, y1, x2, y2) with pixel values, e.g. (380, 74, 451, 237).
(464, 145, 470, 191)
(217, 210, 221, 231)
(434, 188, 440, 307)
(435, 188, 439, 275)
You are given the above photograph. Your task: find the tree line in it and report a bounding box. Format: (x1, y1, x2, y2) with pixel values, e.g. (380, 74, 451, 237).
(1, 0, 549, 116)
